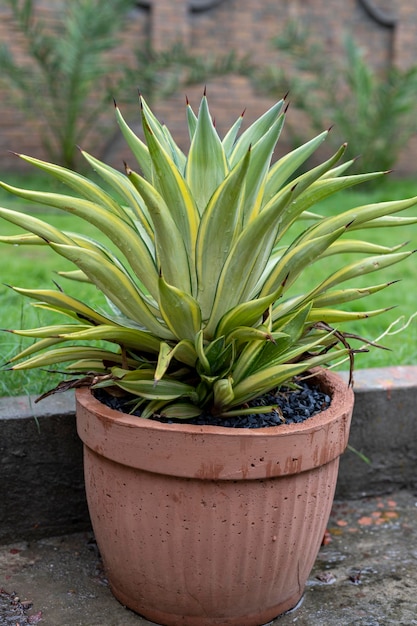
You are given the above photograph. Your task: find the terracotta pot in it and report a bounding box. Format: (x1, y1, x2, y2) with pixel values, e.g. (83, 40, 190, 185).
(76, 368, 354, 626)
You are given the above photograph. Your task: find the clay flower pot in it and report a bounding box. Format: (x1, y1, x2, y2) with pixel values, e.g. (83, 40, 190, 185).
(76, 368, 354, 626)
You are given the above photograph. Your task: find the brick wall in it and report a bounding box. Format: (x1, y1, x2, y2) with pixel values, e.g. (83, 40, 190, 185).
(0, 0, 416, 173)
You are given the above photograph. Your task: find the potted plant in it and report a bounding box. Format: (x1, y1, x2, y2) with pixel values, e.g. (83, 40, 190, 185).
(1, 93, 416, 626)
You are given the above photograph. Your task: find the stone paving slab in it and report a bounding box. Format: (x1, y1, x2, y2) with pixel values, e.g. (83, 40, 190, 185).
(1, 490, 416, 626)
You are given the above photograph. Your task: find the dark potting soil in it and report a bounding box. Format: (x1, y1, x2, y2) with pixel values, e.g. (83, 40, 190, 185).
(93, 378, 331, 429)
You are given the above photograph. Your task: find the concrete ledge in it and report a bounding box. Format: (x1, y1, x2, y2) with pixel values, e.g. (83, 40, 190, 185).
(0, 392, 87, 544)
(337, 365, 417, 498)
(0, 366, 416, 543)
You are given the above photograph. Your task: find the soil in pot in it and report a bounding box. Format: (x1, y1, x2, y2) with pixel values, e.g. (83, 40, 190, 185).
(93, 376, 331, 428)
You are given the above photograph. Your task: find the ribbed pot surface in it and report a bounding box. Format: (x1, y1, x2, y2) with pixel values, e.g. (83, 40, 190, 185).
(76, 369, 354, 626)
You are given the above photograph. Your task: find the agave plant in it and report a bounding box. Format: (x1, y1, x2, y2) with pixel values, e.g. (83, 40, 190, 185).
(1, 94, 416, 418)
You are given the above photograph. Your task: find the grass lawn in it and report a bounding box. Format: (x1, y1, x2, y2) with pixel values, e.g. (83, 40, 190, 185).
(0, 172, 416, 398)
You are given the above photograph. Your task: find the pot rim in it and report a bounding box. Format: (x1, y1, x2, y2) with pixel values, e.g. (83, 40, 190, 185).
(76, 368, 354, 480)
(76, 367, 352, 437)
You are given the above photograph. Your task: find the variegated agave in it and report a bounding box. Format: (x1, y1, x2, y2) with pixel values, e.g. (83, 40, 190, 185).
(1, 94, 416, 419)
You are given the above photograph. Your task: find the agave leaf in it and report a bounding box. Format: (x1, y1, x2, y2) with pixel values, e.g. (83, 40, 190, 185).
(6, 337, 71, 363)
(260, 227, 348, 298)
(219, 405, 284, 418)
(139, 399, 167, 419)
(263, 170, 376, 256)
(205, 186, 295, 336)
(222, 111, 245, 157)
(141, 399, 202, 420)
(126, 166, 192, 293)
(246, 325, 338, 374)
(287, 171, 386, 219)
(308, 250, 414, 297)
(111, 366, 154, 380)
(214, 292, 277, 339)
(49, 242, 171, 337)
(114, 103, 152, 180)
(255, 238, 405, 306)
(196, 148, 251, 317)
(309, 195, 417, 239)
(272, 251, 412, 325)
(17, 153, 126, 218)
(0, 233, 45, 245)
(10, 324, 92, 338)
(321, 240, 407, 257)
(231, 325, 275, 385)
(154, 341, 174, 384)
(66, 359, 109, 372)
(162, 123, 187, 174)
(319, 158, 357, 179)
(229, 99, 285, 167)
(231, 348, 349, 407)
(10, 346, 127, 370)
(350, 215, 417, 230)
(312, 282, 394, 307)
(248, 305, 313, 376)
(225, 326, 283, 346)
(308, 307, 393, 323)
(213, 377, 234, 413)
(158, 274, 202, 342)
(168, 339, 197, 368)
(0, 206, 74, 246)
(141, 96, 186, 170)
(200, 336, 235, 378)
(154, 339, 197, 379)
(81, 149, 154, 244)
(112, 374, 195, 401)
(193, 332, 217, 376)
(186, 100, 198, 140)
(159, 402, 202, 419)
(263, 138, 346, 230)
(141, 105, 200, 280)
(272, 302, 313, 337)
(242, 111, 286, 223)
(0, 207, 130, 274)
(9, 286, 115, 326)
(264, 140, 348, 219)
(61, 231, 124, 257)
(263, 130, 329, 203)
(57, 269, 91, 282)
(58, 325, 161, 354)
(185, 95, 229, 213)
(0, 180, 159, 299)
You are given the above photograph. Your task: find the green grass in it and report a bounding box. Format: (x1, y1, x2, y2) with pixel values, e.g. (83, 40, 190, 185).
(0, 173, 416, 398)
(295, 179, 417, 371)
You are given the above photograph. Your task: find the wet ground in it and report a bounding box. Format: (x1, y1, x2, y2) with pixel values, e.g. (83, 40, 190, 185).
(1, 490, 416, 626)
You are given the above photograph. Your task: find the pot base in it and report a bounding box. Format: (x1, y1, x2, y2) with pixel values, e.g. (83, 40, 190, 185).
(110, 581, 303, 626)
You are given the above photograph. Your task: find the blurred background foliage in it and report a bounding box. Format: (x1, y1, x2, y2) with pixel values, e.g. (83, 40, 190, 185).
(253, 20, 417, 174)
